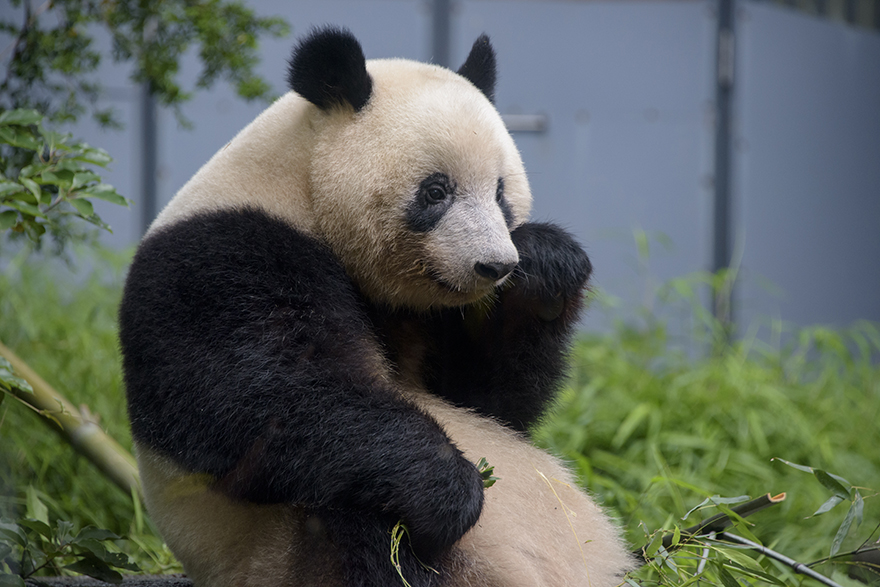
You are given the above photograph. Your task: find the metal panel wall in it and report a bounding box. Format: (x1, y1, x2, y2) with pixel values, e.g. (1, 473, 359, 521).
(60, 0, 880, 332)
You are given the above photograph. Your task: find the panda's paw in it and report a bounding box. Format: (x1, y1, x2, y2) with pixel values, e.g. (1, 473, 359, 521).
(506, 222, 592, 322)
(402, 453, 484, 562)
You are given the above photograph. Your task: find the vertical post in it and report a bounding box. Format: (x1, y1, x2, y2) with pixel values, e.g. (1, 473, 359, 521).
(432, 0, 451, 67)
(713, 0, 736, 326)
(140, 82, 157, 236)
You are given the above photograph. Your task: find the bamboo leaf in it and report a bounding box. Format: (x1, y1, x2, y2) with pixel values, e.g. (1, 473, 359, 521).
(830, 497, 858, 556)
(771, 458, 814, 474)
(811, 495, 845, 517)
(716, 563, 740, 587)
(813, 470, 851, 499)
(852, 490, 863, 527)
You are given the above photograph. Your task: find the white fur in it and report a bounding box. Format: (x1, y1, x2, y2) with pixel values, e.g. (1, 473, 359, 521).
(143, 55, 633, 586)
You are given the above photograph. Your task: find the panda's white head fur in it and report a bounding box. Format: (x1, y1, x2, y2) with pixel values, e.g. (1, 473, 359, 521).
(292, 28, 530, 310)
(154, 28, 531, 311)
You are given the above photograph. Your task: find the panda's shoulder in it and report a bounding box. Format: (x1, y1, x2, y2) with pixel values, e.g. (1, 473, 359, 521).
(124, 207, 359, 317)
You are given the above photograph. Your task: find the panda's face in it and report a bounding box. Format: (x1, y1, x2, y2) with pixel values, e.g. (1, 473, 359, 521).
(308, 60, 530, 310)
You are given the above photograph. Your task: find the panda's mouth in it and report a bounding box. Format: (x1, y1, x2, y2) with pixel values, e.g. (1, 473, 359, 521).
(424, 265, 493, 302)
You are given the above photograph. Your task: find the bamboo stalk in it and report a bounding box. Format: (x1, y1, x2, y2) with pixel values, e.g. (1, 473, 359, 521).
(718, 532, 845, 587)
(635, 493, 787, 562)
(0, 339, 140, 496)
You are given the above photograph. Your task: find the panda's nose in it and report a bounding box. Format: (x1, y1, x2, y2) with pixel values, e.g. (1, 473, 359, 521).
(474, 261, 516, 281)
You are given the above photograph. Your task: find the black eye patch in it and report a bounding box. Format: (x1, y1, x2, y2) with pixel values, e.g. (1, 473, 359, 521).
(496, 177, 514, 228)
(406, 173, 456, 233)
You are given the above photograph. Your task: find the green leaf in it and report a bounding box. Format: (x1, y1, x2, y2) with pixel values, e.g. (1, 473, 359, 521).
(0, 181, 25, 198)
(19, 178, 42, 204)
(0, 541, 12, 560)
(0, 109, 43, 126)
(18, 519, 52, 541)
(26, 487, 50, 526)
(813, 469, 851, 499)
(54, 520, 75, 545)
(723, 560, 786, 587)
(476, 457, 499, 489)
(0, 357, 33, 394)
(82, 184, 129, 206)
(0, 127, 41, 151)
(69, 198, 94, 217)
(0, 574, 26, 587)
(0, 524, 27, 547)
(3, 200, 44, 218)
(830, 496, 859, 557)
(715, 563, 740, 587)
(771, 457, 814, 474)
(671, 525, 681, 546)
(812, 495, 845, 517)
(72, 146, 112, 166)
(72, 171, 101, 189)
(76, 527, 120, 542)
(64, 555, 124, 584)
(682, 495, 750, 521)
(852, 490, 863, 527)
(74, 538, 108, 559)
(40, 169, 75, 188)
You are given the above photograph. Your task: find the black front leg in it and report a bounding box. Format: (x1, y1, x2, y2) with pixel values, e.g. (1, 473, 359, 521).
(423, 222, 592, 431)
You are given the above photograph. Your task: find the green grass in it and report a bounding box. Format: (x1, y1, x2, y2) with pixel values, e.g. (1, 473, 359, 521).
(0, 247, 179, 574)
(1, 249, 878, 583)
(536, 276, 880, 585)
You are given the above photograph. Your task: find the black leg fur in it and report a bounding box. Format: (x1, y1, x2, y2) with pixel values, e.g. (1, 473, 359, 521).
(119, 208, 482, 585)
(379, 222, 592, 431)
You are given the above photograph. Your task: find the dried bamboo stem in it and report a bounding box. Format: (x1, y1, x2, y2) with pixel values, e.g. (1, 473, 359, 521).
(0, 340, 140, 496)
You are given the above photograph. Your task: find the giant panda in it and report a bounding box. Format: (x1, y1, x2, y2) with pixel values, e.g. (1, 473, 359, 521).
(119, 27, 633, 587)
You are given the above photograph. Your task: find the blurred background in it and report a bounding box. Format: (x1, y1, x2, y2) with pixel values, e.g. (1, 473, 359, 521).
(60, 0, 880, 336)
(2, 2, 879, 580)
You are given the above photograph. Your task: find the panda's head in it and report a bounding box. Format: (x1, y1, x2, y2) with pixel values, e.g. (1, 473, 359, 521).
(289, 28, 531, 310)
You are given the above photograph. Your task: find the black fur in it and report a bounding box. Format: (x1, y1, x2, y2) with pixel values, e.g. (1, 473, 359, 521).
(370, 223, 592, 432)
(121, 208, 590, 585)
(496, 177, 515, 228)
(405, 172, 457, 233)
(456, 34, 497, 103)
(119, 208, 483, 586)
(287, 27, 373, 112)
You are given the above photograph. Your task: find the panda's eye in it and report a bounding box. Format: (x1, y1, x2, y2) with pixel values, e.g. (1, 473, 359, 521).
(425, 185, 447, 205)
(495, 177, 504, 203)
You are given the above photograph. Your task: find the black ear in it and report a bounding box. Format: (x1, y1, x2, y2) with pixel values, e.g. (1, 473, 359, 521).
(287, 27, 373, 112)
(456, 34, 497, 103)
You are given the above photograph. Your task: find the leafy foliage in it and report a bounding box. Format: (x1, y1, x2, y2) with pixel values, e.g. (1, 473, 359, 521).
(0, 108, 130, 249)
(0, 488, 139, 585)
(536, 271, 880, 585)
(0, 0, 289, 126)
(1, 246, 878, 581)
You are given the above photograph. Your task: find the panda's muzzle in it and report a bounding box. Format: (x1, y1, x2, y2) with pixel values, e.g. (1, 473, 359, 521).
(474, 261, 515, 282)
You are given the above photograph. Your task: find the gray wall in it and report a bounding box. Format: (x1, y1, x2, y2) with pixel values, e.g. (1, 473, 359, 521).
(68, 0, 880, 333)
